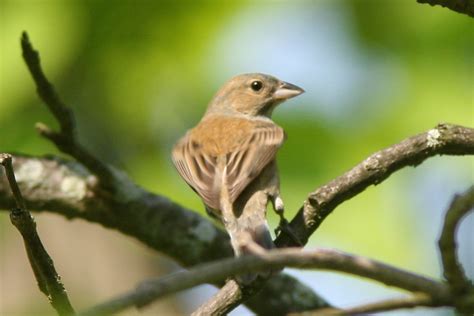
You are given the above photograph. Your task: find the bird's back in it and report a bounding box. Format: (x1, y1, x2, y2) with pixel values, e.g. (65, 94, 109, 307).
(188, 115, 264, 156)
(172, 114, 285, 210)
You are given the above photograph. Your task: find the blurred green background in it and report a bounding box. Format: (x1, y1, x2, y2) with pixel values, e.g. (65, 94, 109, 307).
(0, 1, 472, 315)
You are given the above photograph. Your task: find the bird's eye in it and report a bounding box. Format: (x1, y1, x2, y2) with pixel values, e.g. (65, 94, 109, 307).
(250, 80, 263, 92)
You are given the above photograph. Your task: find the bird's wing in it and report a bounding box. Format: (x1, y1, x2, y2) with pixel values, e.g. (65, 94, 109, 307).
(225, 123, 286, 203)
(172, 121, 285, 210)
(172, 134, 220, 209)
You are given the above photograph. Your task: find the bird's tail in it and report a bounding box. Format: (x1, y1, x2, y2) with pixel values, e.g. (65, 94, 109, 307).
(220, 192, 275, 284)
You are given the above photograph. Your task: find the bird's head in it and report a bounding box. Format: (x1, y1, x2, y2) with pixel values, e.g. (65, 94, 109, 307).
(206, 73, 304, 118)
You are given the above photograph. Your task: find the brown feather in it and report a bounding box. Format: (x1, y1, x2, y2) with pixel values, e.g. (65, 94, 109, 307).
(171, 115, 285, 211)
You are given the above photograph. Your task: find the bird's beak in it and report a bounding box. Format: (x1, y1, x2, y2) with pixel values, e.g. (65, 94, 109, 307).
(273, 81, 305, 100)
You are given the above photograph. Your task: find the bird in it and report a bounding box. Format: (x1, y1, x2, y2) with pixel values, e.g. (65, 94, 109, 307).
(172, 73, 304, 282)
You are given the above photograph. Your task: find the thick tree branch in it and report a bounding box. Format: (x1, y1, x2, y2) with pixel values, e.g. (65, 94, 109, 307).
(79, 248, 452, 316)
(0, 154, 75, 316)
(438, 186, 474, 294)
(417, 0, 474, 17)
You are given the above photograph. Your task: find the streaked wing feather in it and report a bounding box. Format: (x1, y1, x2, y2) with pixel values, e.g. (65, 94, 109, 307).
(226, 124, 285, 203)
(173, 122, 285, 210)
(172, 137, 220, 209)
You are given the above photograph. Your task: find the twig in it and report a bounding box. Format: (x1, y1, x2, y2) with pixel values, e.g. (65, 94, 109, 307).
(79, 247, 451, 316)
(417, 0, 474, 17)
(299, 293, 436, 315)
(0, 153, 75, 316)
(21, 32, 116, 191)
(438, 186, 474, 294)
(0, 154, 27, 210)
(203, 124, 474, 315)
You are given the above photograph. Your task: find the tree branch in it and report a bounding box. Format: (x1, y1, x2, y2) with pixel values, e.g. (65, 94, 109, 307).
(417, 0, 474, 17)
(21, 32, 116, 191)
(438, 186, 474, 294)
(276, 124, 474, 248)
(79, 248, 453, 316)
(0, 154, 75, 316)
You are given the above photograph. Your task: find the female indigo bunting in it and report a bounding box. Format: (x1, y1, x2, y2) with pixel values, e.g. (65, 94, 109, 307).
(172, 73, 304, 281)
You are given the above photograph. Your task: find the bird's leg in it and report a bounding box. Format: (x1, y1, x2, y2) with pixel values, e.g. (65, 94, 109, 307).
(270, 194, 303, 246)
